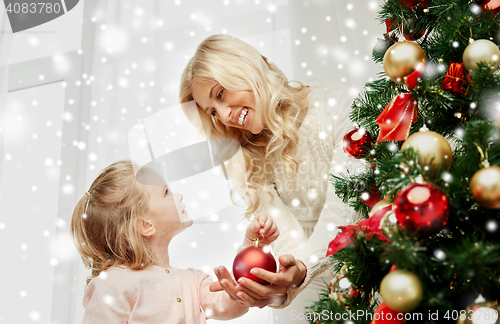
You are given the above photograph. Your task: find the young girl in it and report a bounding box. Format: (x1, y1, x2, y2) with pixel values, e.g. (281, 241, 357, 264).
(70, 160, 280, 323)
(179, 34, 362, 318)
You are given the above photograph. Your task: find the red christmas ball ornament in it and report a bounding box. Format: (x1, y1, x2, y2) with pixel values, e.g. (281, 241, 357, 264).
(401, 0, 427, 9)
(233, 239, 277, 285)
(370, 302, 406, 324)
(398, 21, 426, 41)
(342, 128, 374, 159)
(403, 27, 426, 41)
(361, 185, 382, 207)
(393, 182, 450, 235)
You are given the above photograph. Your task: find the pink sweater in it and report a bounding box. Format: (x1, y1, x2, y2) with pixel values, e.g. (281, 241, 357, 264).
(83, 265, 249, 323)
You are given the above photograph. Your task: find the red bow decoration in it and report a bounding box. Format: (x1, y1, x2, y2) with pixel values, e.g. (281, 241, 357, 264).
(376, 94, 418, 142)
(372, 204, 393, 220)
(326, 211, 391, 256)
(386, 19, 397, 33)
(442, 62, 470, 96)
(376, 63, 423, 143)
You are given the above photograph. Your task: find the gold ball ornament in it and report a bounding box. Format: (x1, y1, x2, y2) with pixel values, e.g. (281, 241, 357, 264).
(380, 211, 399, 239)
(383, 41, 427, 84)
(456, 295, 500, 324)
(463, 39, 500, 72)
(329, 265, 353, 303)
(401, 127, 453, 175)
(329, 276, 353, 303)
(380, 269, 424, 312)
(369, 198, 392, 218)
(470, 166, 500, 209)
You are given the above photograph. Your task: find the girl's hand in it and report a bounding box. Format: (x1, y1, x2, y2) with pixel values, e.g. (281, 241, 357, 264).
(209, 266, 248, 306)
(243, 213, 279, 248)
(209, 266, 286, 307)
(233, 254, 307, 308)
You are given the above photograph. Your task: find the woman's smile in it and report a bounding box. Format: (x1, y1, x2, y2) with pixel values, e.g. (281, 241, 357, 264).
(191, 80, 263, 134)
(235, 107, 249, 126)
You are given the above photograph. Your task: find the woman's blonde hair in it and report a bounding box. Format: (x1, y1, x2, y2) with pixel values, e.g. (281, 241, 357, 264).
(70, 160, 154, 284)
(179, 34, 310, 218)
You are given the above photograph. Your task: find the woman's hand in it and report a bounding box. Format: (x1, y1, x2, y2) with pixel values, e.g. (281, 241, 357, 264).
(210, 214, 304, 308)
(209, 256, 307, 308)
(234, 254, 307, 308)
(242, 213, 279, 249)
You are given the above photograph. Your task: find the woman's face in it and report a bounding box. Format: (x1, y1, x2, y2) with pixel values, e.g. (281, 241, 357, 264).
(191, 80, 264, 134)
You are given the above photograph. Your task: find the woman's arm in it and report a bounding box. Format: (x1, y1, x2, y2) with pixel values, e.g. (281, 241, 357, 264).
(233, 85, 363, 309)
(206, 181, 312, 309)
(288, 85, 364, 290)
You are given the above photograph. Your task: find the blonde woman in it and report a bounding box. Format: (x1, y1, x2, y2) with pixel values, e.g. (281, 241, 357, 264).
(180, 35, 361, 319)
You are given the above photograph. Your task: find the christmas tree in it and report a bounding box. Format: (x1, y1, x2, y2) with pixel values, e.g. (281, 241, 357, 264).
(307, 0, 500, 323)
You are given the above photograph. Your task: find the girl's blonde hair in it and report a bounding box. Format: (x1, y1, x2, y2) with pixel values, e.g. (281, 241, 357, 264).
(179, 34, 310, 218)
(70, 160, 154, 284)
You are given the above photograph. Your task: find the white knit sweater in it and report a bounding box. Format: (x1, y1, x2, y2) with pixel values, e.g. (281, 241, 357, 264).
(254, 84, 363, 309)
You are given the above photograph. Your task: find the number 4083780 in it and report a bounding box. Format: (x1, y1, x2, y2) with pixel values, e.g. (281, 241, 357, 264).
(5, 3, 62, 14)
(444, 309, 499, 321)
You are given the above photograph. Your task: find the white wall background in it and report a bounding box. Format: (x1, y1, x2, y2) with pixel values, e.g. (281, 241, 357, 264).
(0, 0, 385, 323)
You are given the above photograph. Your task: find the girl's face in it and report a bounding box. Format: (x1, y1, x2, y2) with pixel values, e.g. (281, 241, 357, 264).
(191, 80, 264, 134)
(142, 174, 192, 236)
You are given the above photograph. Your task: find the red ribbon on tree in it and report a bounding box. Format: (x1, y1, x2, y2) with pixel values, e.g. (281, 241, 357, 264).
(442, 62, 470, 95)
(376, 64, 423, 143)
(386, 19, 397, 33)
(376, 94, 418, 143)
(326, 211, 391, 256)
(371, 204, 393, 220)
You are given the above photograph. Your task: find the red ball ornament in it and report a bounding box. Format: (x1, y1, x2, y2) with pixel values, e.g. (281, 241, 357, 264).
(361, 185, 382, 207)
(342, 128, 374, 159)
(370, 302, 406, 324)
(233, 239, 277, 285)
(403, 28, 426, 41)
(399, 21, 426, 41)
(393, 182, 450, 235)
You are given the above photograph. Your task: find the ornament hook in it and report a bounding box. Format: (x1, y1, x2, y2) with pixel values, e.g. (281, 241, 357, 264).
(473, 142, 490, 168)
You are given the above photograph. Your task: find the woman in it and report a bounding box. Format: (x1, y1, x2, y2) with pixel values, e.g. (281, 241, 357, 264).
(179, 34, 361, 318)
